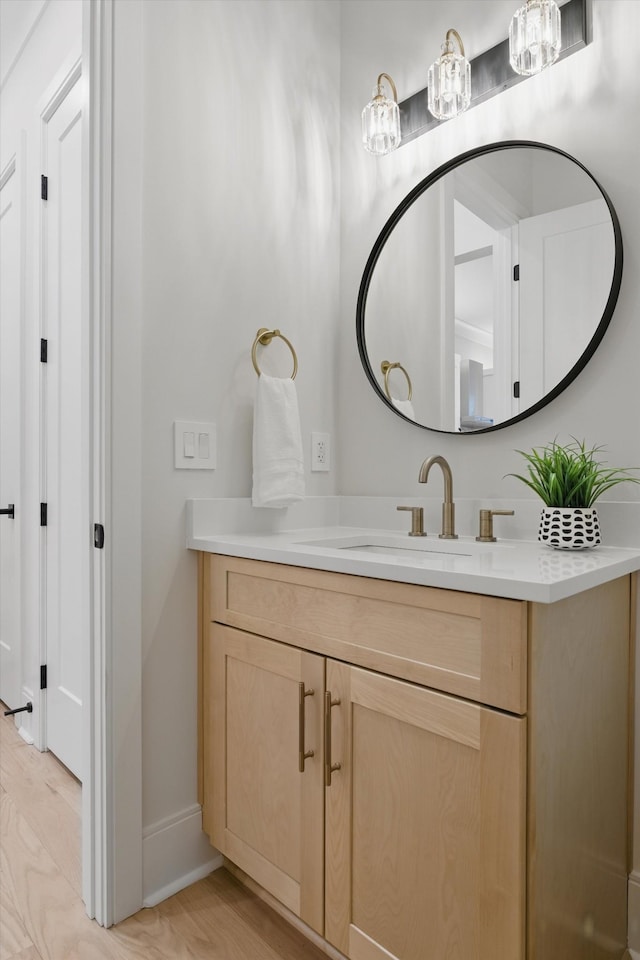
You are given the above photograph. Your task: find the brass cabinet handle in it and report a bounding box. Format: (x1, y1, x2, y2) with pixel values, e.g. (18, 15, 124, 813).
(324, 691, 342, 787)
(298, 683, 315, 772)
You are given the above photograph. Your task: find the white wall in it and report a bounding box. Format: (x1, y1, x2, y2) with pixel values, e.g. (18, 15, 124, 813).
(339, 0, 640, 504)
(0, 0, 47, 85)
(110, 0, 341, 902)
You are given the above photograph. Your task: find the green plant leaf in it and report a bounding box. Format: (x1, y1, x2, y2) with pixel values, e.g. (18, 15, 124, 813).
(505, 438, 640, 507)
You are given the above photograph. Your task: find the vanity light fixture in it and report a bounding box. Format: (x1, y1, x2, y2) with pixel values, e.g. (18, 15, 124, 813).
(361, 73, 401, 156)
(427, 29, 471, 121)
(509, 0, 562, 76)
(367, 0, 585, 150)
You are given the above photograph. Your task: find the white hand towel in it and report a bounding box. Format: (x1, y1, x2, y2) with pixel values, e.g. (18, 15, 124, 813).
(392, 397, 416, 421)
(252, 374, 305, 508)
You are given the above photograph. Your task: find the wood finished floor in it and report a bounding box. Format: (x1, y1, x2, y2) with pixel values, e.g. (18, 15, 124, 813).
(0, 707, 328, 960)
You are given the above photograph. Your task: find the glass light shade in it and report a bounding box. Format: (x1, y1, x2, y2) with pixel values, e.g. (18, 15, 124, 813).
(509, 0, 561, 76)
(428, 45, 471, 121)
(362, 83, 401, 156)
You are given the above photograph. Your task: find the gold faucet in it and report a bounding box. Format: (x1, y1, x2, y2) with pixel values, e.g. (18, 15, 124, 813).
(418, 455, 458, 539)
(476, 509, 514, 543)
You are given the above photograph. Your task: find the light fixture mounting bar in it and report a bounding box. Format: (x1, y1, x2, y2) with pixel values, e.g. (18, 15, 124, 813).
(398, 0, 589, 147)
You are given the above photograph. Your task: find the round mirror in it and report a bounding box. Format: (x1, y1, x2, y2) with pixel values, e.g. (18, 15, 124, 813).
(356, 141, 623, 433)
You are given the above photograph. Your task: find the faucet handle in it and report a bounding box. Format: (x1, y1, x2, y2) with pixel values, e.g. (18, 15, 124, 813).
(476, 509, 515, 543)
(397, 506, 426, 537)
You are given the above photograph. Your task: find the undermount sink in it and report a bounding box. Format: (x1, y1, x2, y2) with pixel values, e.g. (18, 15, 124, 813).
(299, 533, 494, 559)
(338, 542, 473, 559)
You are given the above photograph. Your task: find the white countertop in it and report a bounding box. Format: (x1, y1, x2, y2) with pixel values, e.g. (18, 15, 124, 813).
(188, 519, 640, 604)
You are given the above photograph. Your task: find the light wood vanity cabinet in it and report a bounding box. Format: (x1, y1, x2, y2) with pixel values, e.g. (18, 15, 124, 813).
(205, 626, 326, 934)
(199, 554, 632, 960)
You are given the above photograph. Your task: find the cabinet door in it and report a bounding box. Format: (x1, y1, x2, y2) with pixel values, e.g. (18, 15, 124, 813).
(325, 661, 526, 960)
(203, 624, 325, 934)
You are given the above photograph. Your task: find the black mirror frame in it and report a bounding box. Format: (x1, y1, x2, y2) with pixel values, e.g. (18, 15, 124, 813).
(356, 140, 623, 434)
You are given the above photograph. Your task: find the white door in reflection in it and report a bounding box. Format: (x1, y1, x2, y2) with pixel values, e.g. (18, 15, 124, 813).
(518, 198, 613, 409)
(453, 201, 512, 431)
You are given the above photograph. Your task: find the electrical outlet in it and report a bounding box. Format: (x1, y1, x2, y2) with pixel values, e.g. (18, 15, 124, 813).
(311, 432, 330, 472)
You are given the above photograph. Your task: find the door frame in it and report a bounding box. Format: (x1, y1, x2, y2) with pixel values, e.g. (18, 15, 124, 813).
(82, 0, 110, 925)
(82, 0, 143, 925)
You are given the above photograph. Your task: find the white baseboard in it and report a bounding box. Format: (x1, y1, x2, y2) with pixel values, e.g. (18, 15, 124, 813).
(142, 803, 222, 907)
(17, 725, 34, 745)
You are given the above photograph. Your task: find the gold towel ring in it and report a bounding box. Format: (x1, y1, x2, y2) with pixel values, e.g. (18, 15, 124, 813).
(252, 327, 298, 380)
(381, 361, 412, 401)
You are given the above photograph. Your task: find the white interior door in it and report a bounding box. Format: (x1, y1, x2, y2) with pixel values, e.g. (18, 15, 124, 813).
(0, 156, 23, 713)
(42, 77, 86, 779)
(518, 198, 613, 409)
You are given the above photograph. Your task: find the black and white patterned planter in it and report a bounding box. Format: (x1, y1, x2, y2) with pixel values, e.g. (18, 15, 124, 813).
(538, 506, 601, 550)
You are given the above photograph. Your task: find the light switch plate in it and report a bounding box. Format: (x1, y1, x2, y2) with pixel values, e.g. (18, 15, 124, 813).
(174, 421, 216, 469)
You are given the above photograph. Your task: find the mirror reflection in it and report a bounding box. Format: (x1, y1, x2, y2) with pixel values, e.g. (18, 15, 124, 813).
(359, 144, 621, 433)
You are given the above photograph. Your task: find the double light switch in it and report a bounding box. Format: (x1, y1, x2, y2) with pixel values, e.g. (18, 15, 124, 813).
(174, 421, 216, 469)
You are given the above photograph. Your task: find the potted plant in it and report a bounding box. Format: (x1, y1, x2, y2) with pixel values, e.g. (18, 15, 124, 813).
(507, 438, 640, 550)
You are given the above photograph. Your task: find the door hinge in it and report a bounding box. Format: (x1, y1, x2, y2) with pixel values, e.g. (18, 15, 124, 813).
(513, 264, 520, 281)
(40, 502, 47, 526)
(40, 338, 48, 363)
(41, 175, 48, 201)
(513, 381, 520, 399)
(94, 523, 105, 549)
(40, 665, 47, 690)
